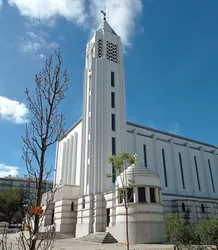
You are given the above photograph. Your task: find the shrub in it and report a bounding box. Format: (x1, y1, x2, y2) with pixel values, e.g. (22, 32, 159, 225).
(196, 217, 218, 245)
(165, 212, 197, 246)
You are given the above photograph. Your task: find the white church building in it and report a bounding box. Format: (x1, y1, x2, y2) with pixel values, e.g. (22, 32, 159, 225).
(50, 16, 218, 243)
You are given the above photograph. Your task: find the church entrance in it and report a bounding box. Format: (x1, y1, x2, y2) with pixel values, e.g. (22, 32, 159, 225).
(106, 208, 110, 227)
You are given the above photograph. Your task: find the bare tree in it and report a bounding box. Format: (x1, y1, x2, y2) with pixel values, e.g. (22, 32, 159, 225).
(107, 152, 135, 250)
(21, 48, 69, 250)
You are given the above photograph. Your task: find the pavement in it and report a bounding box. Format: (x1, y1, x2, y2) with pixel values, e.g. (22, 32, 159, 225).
(1, 232, 175, 250)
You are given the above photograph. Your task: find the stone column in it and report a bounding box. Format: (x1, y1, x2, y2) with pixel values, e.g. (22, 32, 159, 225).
(152, 134, 158, 173)
(212, 150, 218, 193)
(159, 189, 162, 204)
(111, 192, 116, 226)
(200, 147, 210, 196)
(93, 193, 104, 232)
(133, 129, 137, 155)
(63, 140, 70, 184)
(72, 132, 78, 185)
(155, 188, 159, 203)
(146, 187, 150, 203)
(60, 141, 66, 183)
(54, 141, 59, 185)
(134, 187, 138, 203)
(67, 136, 73, 185)
(169, 138, 178, 193)
(185, 143, 195, 195)
(55, 142, 61, 185)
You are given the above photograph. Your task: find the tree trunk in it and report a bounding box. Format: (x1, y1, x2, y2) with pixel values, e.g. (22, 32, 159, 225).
(125, 206, 129, 250)
(30, 149, 45, 250)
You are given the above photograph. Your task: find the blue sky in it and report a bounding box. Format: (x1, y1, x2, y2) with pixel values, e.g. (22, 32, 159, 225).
(0, 0, 218, 178)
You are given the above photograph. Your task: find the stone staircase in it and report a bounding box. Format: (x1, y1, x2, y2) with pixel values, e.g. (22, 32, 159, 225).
(79, 232, 118, 244)
(55, 232, 75, 239)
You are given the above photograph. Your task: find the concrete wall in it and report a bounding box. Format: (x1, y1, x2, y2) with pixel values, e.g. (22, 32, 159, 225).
(80, 22, 126, 196)
(55, 120, 82, 186)
(126, 123, 218, 202)
(54, 185, 79, 234)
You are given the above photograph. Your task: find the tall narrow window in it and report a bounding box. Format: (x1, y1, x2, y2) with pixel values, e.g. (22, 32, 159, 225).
(112, 137, 116, 155)
(71, 202, 74, 211)
(150, 188, 155, 203)
(201, 204, 205, 213)
(112, 114, 115, 131)
(194, 156, 201, 191)
(111, 92, 115, 108)
(182, 202, 185, 212)
(208, 159, 215, 193)
(112, 164, 116, 183)
(162, 149, 168, 187)
(112, 137, 116, 183)
(138, 187, 146, 202)
(127, 188, 134, 202)
(143, 145, 147, 167)
(179, 153, 185, 189)
(111, 71, 115, 87)
(82, 198, 85, 209)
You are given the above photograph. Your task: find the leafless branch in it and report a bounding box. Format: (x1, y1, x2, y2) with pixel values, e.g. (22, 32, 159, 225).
(20, 47, 69, 250)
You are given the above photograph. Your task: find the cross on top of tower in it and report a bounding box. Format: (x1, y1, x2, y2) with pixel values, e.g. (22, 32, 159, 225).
(101, 10, 106, 20)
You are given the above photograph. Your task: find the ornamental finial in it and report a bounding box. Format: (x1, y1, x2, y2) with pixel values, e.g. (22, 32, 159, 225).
(134, 154, 138, 162)
(101, 10, 106, 20)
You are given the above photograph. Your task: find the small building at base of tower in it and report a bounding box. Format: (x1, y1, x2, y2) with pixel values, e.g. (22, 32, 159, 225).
(72, 160, 164, 244)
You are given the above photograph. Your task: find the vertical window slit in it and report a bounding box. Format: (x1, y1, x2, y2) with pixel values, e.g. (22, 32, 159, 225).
(179, 153, 185, 189)
(111, 114, 115, 131)
(162, 149, 168, 187)
(208, 159, 215, 193)
(111, 72, 115, 87)
(111, 92, 115, 108)
(112, 137, 116, 183)
(143, 145, 147, 168)
(194, 156, 201, 191)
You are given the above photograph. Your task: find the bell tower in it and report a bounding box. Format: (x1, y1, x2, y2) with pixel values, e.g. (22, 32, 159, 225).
(80, 12, 126, 195)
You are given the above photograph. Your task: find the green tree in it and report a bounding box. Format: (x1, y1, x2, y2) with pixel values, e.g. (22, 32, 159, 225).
(0, 188, 24, 223)
(107, 152, 135, 250)
(165, 212, 197, 249)
(196, 217, 218, 246)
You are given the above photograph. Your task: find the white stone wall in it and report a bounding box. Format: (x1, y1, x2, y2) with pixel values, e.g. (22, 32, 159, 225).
(126, 122, 218, 210)
(55, 120, 82, 186)
(80, 21, 126, 196)
(54, 185, 79, 234)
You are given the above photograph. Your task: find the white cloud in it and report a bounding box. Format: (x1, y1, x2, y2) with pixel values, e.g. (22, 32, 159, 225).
(9, 0, 142, 48)
(0, 164, 19, 177)
(168, 122, 180, 135)
(0, 96, 29, 124)
(89, 0, 143, 46)
(0, 0, 2, 9)
(7, 0, 87, 24)
(19, 31, 58, 59)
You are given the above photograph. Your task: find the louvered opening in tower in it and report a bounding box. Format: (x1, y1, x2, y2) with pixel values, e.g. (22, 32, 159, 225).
(106, 41, 118, 63)
(98, 39, 103, 58)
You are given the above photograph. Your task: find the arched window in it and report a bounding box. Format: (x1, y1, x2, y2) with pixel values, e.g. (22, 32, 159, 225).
(201, 204, 205, 213)
(71, 202, 74, 211)
(182, 202, 185, 212)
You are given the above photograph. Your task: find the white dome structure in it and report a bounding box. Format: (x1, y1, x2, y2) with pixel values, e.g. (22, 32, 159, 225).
(116, 159, 161, 188)
(107, 159, 165, 244)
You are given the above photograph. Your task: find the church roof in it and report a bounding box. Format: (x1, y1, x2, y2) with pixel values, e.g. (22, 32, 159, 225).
(59, 118, 218, 150)
(117, 160, 161, 188)
(97, 19, 117, 35)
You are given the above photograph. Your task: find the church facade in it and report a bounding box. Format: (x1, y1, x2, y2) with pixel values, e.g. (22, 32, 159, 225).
(51, 17, 218, 243)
